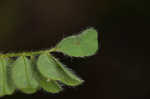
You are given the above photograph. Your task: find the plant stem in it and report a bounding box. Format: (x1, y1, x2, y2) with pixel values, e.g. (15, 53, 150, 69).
(0, 48, 57, 58)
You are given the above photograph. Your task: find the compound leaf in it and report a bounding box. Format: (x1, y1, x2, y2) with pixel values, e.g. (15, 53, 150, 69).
(0, 58, 15, 97)
(0, 28, 99, 96)
(11, 56, 39, 94)
(37, 53, 84, 86)
(56, 28, 98, 57)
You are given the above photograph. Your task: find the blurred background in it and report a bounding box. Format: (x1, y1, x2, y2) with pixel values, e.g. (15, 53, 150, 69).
(0, 0, 150, 99)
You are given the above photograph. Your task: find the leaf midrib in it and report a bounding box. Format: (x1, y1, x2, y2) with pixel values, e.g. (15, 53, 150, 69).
(22, 56, 31, 88)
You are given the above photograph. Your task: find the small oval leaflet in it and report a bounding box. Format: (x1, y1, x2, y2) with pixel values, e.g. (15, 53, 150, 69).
(32, 59, 63, 93)
(37, 76, 63, 93)
(0, 58, 15, 97)
(56, 28, 98, 57)
(37, 53, 84, 86)
(0, 28, 99, 97)
(11, 56, 39, 94)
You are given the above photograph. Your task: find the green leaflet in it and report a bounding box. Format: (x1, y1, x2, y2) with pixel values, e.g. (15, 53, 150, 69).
(31, 57, 63, 93)
(36, 74, 63, 93)
(51, 56, 84, 86)
(37, 53, 84, 86)
(11, 56, 39, 94)
(56, 28, 98, 57)
(0, 58, 15, 97)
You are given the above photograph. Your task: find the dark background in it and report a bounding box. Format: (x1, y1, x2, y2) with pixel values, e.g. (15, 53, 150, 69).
(0, 0, 150, 99)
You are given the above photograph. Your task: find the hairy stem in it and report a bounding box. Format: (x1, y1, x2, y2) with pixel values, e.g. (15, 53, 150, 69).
(0, 48, 57, 58)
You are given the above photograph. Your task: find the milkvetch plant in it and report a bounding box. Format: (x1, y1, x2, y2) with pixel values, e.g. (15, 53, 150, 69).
(0, 28, 98, 97)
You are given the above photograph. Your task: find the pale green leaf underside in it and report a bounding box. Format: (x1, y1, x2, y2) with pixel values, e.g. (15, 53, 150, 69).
(56, 28, 98, 57)
(41, 80, 62, 93)
(51, 56, 84, 86)
(0, 58, 15, 97)
(11, 56, 39, 94)
(37, 53, 84, 86)
(33, 60, 63, 93)
(37, 75, 62, 93)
